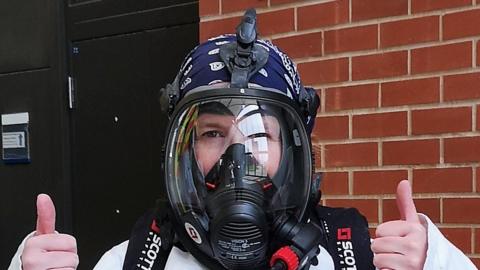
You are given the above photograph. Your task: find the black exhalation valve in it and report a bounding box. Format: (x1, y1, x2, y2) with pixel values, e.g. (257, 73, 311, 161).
(270, 216, 323, 270)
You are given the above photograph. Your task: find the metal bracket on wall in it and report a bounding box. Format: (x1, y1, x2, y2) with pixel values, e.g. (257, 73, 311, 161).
(68, 76, 76, 109)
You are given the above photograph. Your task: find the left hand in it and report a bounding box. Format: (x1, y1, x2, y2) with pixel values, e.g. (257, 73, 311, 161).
(371, 180, 427, 270)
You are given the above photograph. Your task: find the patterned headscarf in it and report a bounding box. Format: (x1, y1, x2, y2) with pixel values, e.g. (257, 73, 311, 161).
(175, 34, 316, 134)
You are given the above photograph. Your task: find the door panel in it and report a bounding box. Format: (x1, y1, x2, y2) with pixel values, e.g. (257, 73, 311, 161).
(70, 23, 198, 268)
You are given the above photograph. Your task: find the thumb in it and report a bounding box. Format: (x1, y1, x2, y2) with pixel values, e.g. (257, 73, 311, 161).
(35, 194, 56, 235)
(396, 180, 420, 223)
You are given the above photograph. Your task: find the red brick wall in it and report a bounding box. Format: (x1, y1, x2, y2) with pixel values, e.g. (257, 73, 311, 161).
(199, 0, 480, 265)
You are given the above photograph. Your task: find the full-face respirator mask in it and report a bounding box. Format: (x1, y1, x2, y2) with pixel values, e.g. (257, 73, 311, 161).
(159, 9, 322, 270)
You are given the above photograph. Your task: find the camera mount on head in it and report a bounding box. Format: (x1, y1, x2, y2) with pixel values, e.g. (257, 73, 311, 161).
(219, 8, 269, 88)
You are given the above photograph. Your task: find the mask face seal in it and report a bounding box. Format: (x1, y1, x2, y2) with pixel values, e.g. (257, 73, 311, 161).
(164, 91, 313, 269)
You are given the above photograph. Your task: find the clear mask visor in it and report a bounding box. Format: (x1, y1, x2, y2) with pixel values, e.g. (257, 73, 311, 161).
(166, 95, 311, 223)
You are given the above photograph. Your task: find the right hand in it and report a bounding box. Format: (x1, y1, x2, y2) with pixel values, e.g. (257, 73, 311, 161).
(22, 194, 79, 270)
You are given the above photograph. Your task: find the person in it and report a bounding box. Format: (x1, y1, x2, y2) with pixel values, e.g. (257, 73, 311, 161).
(9, 9, 477, 270)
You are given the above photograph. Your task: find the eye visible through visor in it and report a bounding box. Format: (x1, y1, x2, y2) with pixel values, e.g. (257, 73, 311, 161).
(194, 102, 282, 180)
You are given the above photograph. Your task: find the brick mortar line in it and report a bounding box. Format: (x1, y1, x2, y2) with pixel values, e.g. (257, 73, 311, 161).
(434, 226, 480, 236)
(321, 198, 326, 206)
(473, 40, 478, 67)
(473, 165, 477, 193)
(408, 0, 411, 15)
(294, 6, 298, 32)
(322, 194, 480, 199)
(407, 110, 412, 136)
(377, 83, 382, 108)
(263, 27, 324, 40)
(348, 170, 353, 195)
(320, 88, 326, 113)
(292, 37, 478, 64)
(407, 172, 413, 186)
(316, 163, 479, 172)
(440, 75, 444, 103)
(321, 96, 480, 114)
(218, 0, 222, 15)
(317, 109, 480, 123)
(348, 56, 352, 81)
(440, 197, 444, 223)
(348, 114, 352, 139)
(321, 30, 325, 57)
(320, 144, 325, 168)
(308, 68, 480, 89)
(407, 49, 411, 75)
(312, 130, 480, 144)
(376, 23, 380, 49)
(378, 198, 383, 223)
(378, 141, 383, 166)
(473, 104, 477, 131)
(348, 0, 352, 23)
(440, 138, 444, 164)
(439, 12, 443, 41)
(304, 63, 480, 88)
(472, 227, 475, 254)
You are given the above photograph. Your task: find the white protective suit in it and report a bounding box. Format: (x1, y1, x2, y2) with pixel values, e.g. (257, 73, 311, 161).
(8, 214, 477, 270)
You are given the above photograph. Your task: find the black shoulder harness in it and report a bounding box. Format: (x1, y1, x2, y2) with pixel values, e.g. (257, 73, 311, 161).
(122, 200, 174, 270)
(314, 206, 375, 270)
(123, 204, 374, 270)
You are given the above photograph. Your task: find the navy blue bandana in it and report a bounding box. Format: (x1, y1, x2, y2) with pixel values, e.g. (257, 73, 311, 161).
(175, 34, 316, 134)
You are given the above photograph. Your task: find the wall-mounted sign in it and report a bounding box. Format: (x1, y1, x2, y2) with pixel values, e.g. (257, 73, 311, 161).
(1, 112, 30, 164)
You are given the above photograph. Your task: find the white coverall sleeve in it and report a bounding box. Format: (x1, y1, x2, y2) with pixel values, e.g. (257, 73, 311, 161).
(93, 240, 129, 270)
(421, 214, 477, 270)
(8, 231, 35, 270)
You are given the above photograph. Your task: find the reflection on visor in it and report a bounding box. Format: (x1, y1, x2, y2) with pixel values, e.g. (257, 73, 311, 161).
(240, 107, 279, 178)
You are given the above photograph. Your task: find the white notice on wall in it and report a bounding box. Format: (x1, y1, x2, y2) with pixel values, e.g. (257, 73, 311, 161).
(2, 132, 26, 149)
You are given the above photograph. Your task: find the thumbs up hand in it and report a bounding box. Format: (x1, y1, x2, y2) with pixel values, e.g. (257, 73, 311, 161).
(21, 194, 79, 270)
(370, 180, 427, 270)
